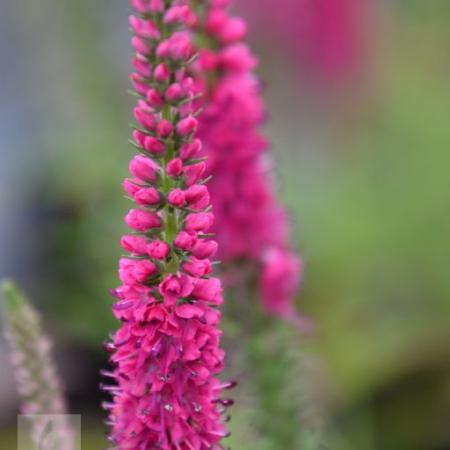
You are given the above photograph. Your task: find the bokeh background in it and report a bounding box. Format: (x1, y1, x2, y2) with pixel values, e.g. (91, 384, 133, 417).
(1, 1, 450, 449)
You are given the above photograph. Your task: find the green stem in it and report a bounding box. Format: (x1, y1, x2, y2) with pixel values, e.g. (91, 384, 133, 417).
(161, 101, 178, 272)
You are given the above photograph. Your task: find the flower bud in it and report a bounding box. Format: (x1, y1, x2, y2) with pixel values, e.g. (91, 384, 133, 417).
(134, 187, 160, 205)
(132, 55, 152, 78)
(120, 235, 148, 255)
(199, 49, 219, 71)
(164, 5, 190, 24)
(185, 185, 210, 211)
(192, 277, 222, 302)
(166, 158, 183, 177)
(147, 240, 170, 260)
(131, 36, 152, 55)
(184, 213, 214, 233)
(154, 63, 170, 83)
(130, 73, 148, 96)
(134, 104, 156, 130)
(130, 0, 164, 14)
(129, 155, 158, 183)
(157, 119, 173, 138)
(167, 189, 186, 207)
(174, 231, 197, 251)
(176, 116, 198, 136)
(119, 258, 157, 284)
(129, 15, 159, 40)
(125, 209, 161, 231)
(146, 89, 164, 107)
(165, 83, 184, 102)
(220, 17, 247, 44)
(123, 178, 142, 197)
(184, 162, 206, 187)
(160, 274, 194, 304)
(180, 139, 202, 160)
(191, 240, 218, 259)
(143, 136, 165, 155)
(182, 257, 212, 277)
(132, 129, 147, 147)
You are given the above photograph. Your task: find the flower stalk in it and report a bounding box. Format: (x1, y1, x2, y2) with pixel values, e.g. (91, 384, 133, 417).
(190, 0, 308, 327)
(104, 1, 231, 448)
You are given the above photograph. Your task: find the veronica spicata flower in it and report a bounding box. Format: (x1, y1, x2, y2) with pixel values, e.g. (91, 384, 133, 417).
(190, 0, 308, 328)
(103, 2, 232, 448)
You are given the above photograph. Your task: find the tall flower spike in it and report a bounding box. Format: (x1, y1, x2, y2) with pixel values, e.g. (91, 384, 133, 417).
(105, 2, 230, 448)
(1, 280, 75, 450)
(191, 0, 309, 328)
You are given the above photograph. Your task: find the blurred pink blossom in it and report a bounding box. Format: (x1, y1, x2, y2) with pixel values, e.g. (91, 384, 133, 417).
(240, 0, 371, 84)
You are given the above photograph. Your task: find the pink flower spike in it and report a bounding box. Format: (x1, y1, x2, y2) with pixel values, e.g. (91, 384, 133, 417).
(108, 1, 230, 446)
(129, 155, 158, 183)
(147, 239, 170, 260)
(193, 0, 305, 327)
(167, 189, 186, 207)
(166, 158, 183, 177)
(125, 209, 161, 231)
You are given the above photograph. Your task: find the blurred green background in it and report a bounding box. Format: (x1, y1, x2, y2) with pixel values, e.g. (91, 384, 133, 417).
(1, 1, 449, 449)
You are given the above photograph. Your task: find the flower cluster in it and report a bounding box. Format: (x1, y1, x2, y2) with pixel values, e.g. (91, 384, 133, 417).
(105, 2, 231, 448)
(191, 0, 305, 325)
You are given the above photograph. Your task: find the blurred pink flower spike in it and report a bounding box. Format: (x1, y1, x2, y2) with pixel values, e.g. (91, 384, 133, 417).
(193, 0, 308, 328)
(260, 248, 313, 332)
(239, 0, 371, 85)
